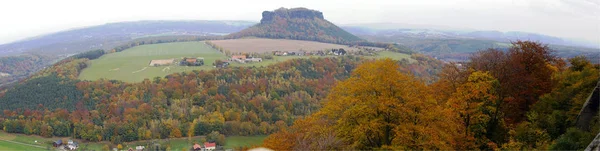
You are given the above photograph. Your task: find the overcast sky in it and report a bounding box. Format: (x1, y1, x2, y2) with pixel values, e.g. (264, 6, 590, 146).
(0, 0, 598, 44)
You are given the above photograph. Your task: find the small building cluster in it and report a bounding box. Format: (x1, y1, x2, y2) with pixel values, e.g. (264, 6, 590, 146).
(53, 139, 79, 150)
(180, 57, 205, 66)
(272, 48, 347, 56)
(229, 55, 262, 63)
(214, 60, 230, 68)
(125, 146, 145, 151)
(273, 50, 316, 56)
(192, 142, 217, 151)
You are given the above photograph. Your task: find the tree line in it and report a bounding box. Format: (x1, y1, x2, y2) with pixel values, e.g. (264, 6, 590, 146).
(263, 41, 600, 150)
(0, 54, 443, 145)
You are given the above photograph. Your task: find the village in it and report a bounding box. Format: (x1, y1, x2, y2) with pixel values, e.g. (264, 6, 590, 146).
(50, 139, 224, 151)
(52, 139, 79, 150)
(149, 57, 205, 67)
(145, 47, 382, 70)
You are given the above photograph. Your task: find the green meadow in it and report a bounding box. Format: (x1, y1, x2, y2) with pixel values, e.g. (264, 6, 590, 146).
(79, 41, 228, 82)
(366, 51, 416, 63)
(79, 41, 415, 82)
(0, 131, 266, 151)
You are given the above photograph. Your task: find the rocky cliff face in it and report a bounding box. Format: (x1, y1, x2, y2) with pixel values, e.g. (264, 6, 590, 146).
(260, 8, 324, 24)
(228, 7, 363, 44)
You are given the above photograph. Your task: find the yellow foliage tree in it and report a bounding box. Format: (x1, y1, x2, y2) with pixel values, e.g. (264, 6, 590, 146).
(447, 71, 500, 149)
(264, 59, 463, 150)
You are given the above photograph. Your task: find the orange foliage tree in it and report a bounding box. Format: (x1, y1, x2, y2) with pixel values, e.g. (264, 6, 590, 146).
(264, 59, 462, 150)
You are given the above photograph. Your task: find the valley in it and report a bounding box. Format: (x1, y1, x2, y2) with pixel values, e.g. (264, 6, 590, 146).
(0, 5, 598, 151)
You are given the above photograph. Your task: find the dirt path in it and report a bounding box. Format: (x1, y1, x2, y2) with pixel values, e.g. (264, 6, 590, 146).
(162, 67, 170, 72)
(132, 67, 148, 73)
(0, 138, 46, 149)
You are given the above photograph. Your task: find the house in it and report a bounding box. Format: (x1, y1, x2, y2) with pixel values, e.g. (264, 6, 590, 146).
(214, 61, 230, 68)
(246, 58, 262, 62)
(297, 51, 306, 56)
(185, 58, 197, 63)
(248, 147, 274, 151)
(180, 57, 204, 66)
(193, 143, 202, 151)
(53, 140, 62, 147)
(128, 148, 134, 151)
(273, 51, 284, 56)
(332, 49, 347, 55)
(231, 55, 247, 63)
(66, 140, 78, 150)
(315, 51, 325, 56)
(204, 142, 216, 151)
(232, 55, 246, 60)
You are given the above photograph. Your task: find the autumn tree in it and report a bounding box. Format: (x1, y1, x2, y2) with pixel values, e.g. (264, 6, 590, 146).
(265, 59, 462, 150)
(506, 56, 600, 149)
(448, 71, 503, 149)
(469, 41, 563, 123)
(431, 62, 470, 102)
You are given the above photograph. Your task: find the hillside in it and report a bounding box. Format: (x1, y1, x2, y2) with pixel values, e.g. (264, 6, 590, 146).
(0, 20, 254, 57)
(78, 42, 228, 82)
(342, 23, 599, 49)
(208, 38, 377, 53)
(356, 30, 600, 63)
(0, 21, 253, 88)
(226, 8, 363, 44)
(0, 54, 443, 144)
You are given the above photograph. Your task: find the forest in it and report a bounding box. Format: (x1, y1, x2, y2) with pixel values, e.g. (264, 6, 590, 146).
(263, 41, 600, 150)
(0, 40, 597, 150)
(0, 54, 57, 88)
(0, 35, 223, 90)
(0, 51, 442, 145)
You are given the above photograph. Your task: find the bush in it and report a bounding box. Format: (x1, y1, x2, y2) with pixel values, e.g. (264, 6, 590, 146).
(550, 128, 595, 150)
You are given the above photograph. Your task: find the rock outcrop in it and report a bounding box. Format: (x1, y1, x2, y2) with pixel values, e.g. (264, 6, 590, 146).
(260, 8, 324, 24)
(577, 80, 600, 131)
(227, 7, 363, 44)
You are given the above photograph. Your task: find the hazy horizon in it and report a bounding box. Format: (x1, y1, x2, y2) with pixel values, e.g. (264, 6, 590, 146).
(0, 0, 598, 45)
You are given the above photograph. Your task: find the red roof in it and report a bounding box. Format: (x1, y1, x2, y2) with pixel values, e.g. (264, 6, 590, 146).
(193, 143, 202, 149)
(186, 58, 197, 63)
(204, 142, 216, 148)
(232, 55, 246, 60)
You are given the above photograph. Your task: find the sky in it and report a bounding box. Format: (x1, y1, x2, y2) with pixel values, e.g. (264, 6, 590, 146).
(0, 0, 598, 45)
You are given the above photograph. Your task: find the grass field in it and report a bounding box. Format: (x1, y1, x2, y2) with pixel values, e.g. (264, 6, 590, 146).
(233, 55, 320, 67)
(0, 131, 51, 151)
(79, 41, 228, 82)
(79, 41, 414, 82)
(224, 136, 266, 149)
(367, 51, 416, 63)
(209, 38, 371, 53)
(0, 141, 45, 151)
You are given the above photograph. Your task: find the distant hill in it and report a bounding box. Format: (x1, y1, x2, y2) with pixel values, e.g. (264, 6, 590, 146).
(359, 32, 600, 63)
(227, 7, 364, 44)
(0, 20, 255, 57)
(0, 20, 254, 89)
(343, 23, 599, 49)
